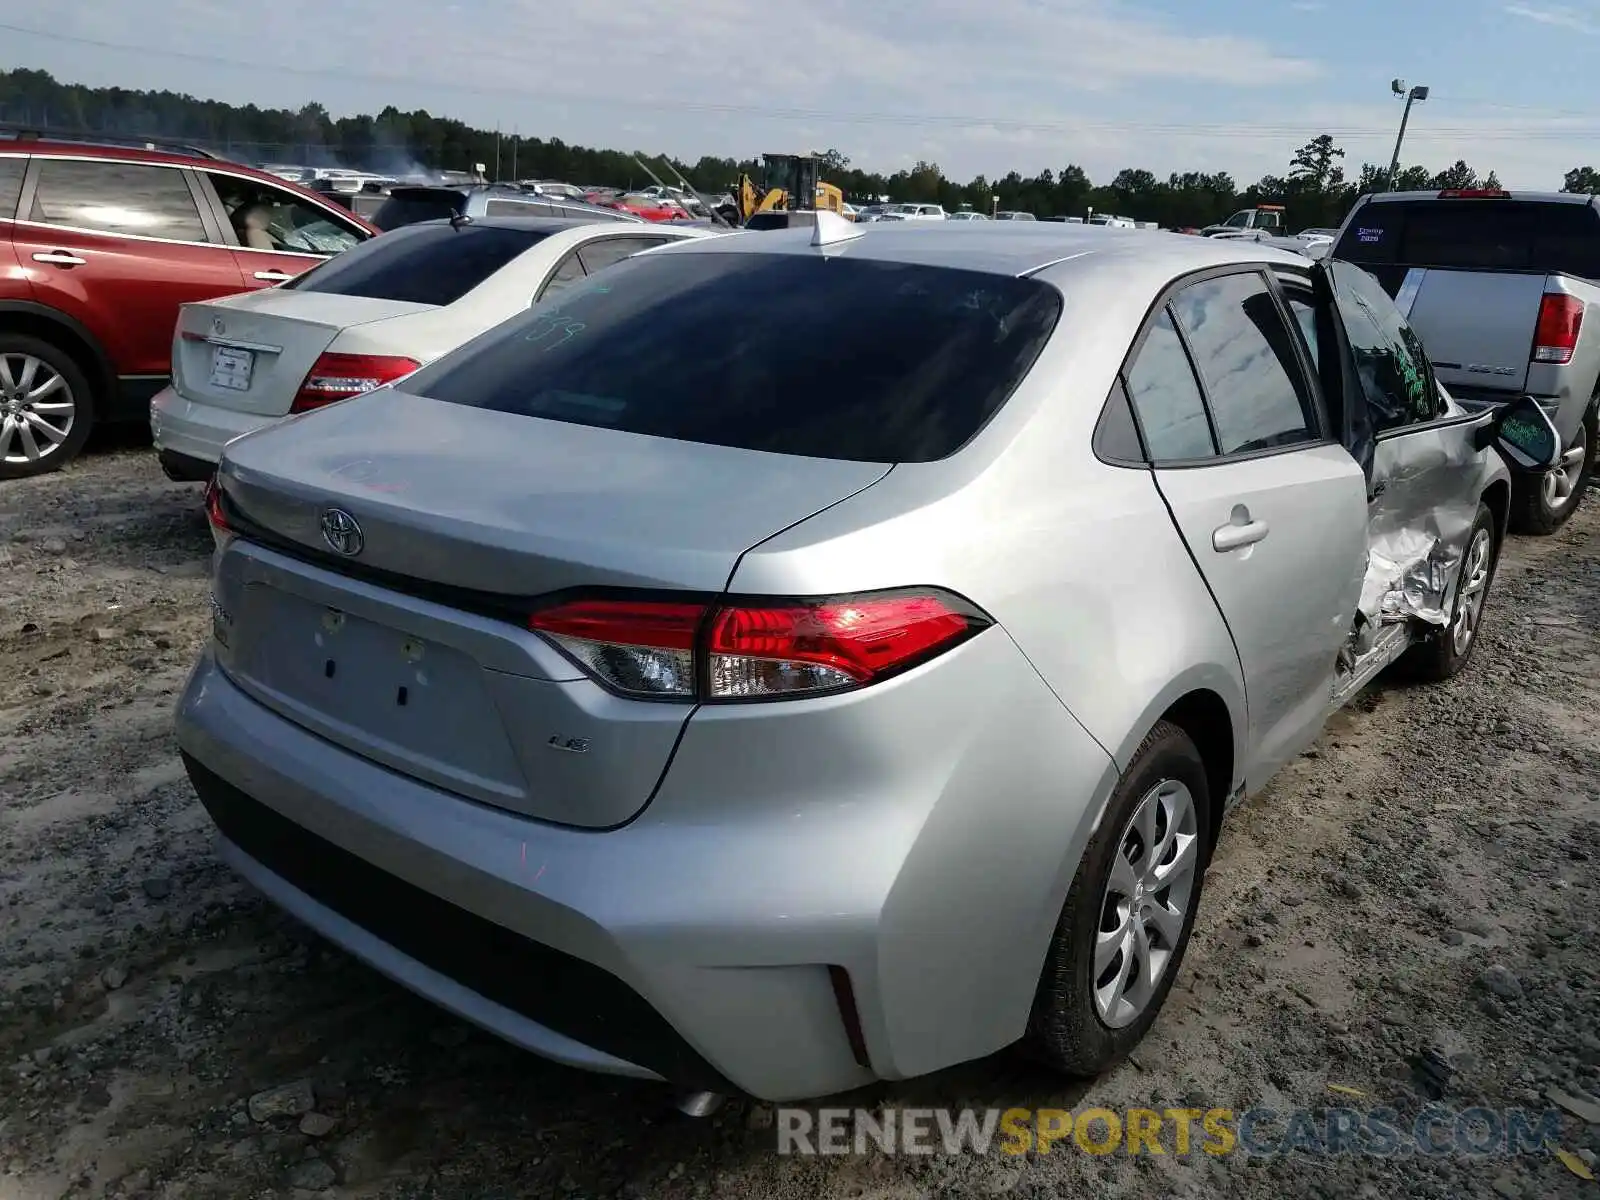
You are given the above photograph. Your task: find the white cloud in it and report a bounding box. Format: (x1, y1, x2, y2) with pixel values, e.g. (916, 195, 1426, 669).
(12, 0, 1594, 190)
(1503, 3, 1600, 33)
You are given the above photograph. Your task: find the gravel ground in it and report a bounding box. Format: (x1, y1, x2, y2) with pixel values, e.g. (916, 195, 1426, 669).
(0, 443, 1597, 1200)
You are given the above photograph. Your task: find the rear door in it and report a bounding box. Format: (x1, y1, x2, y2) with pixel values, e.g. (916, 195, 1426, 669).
(1125, 269, 1368, 788)
(194, 169, 369, 290)
(12, 156, 247, 382)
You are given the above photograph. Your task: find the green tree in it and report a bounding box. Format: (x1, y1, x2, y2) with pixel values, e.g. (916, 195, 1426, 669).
(1289, 134, 1345, 192)
(1430, 160, 1479, 190)
(1563, 166, 1600, 193)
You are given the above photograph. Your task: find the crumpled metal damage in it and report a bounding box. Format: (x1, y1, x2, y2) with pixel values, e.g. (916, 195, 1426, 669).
(1358, 429, 1483, 628)
(1358, 519, 1466, 627)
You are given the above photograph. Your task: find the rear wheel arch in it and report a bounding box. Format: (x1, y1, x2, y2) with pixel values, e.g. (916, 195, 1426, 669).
(0, 301, 115, 411)
(1157, 689, 1235, 852)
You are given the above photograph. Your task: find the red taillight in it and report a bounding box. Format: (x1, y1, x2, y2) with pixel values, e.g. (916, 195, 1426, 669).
(1533, 293, 1584, 365)
(530, 600, 704, 698)
(528, 589, 988, 701)
(203, 475, 230, 532)
(1438, 189, 1510, 199)
(291, 352, 420, 413)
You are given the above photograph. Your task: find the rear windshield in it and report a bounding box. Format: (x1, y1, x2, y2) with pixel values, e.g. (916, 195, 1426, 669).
(372, 188, 466, 231)
(285, 223, 549, 306)
(1335, 198, 1600, 278)
(400, 252, 1062, 462)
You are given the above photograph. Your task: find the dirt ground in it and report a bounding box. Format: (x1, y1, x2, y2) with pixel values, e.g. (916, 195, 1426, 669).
(1, 441, 1597, 1200)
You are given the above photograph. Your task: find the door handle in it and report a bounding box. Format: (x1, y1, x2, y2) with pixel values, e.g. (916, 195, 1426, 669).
(253, 270, 294, 283)
(32, 251, 86, 266)
(1212, 513, 1270, 552)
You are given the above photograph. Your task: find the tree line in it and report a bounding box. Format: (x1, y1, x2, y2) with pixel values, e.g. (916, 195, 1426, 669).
(4, 68, 1597, 230)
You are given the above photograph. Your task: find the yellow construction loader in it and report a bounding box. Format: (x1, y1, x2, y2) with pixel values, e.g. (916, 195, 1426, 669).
(734, 154, 849, 225)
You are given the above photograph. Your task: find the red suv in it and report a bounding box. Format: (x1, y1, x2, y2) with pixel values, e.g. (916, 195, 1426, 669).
(0, 133, 378, 479)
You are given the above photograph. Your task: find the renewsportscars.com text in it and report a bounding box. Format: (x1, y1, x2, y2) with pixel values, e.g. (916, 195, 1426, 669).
(775, 1105, 1566, 1159)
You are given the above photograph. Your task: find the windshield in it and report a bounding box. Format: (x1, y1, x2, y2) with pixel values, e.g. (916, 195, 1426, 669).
(284, 222, 549, 306)
(400, 251, 1062, 462)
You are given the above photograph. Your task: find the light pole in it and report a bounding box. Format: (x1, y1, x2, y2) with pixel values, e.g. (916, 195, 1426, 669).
(1387, 79, 1429, 191)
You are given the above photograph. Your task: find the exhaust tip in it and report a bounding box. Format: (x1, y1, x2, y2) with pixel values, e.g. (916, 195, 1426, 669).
(673, 1090, 726, 1118)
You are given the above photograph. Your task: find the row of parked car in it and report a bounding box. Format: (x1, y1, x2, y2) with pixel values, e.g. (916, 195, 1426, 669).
(0, 132, 718, 480)
(5, 126, 1595, 1108)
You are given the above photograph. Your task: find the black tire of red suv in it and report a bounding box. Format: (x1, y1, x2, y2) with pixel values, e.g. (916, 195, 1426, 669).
(1507, 404, 1597, 536)
(0, 334, 95, 481)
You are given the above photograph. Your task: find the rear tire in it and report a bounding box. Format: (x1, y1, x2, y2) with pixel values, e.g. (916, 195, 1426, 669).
(1399, 502, 1499, 683)
(0, 334, 95, 481)
(1024, 721, 1211, 1076)
(1507, 406, 1595, 535)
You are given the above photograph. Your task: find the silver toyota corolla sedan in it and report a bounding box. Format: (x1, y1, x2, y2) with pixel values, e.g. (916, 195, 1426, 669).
(176, 218, 1560, 1104)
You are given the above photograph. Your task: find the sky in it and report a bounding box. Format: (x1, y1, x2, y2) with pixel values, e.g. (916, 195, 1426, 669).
(3, 0, 1599, 189)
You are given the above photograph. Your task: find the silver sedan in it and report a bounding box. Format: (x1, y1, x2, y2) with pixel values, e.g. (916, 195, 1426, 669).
(175, 219, 1560, 1103)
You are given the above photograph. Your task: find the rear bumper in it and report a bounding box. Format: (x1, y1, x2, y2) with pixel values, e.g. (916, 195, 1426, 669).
(175, 628, 1117, 1101)
(184, 752, 732, 1091)
(149, 386, 276, 468)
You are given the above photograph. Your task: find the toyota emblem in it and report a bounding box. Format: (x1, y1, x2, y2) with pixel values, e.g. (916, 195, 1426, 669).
(319, 508, 364, 556)
(212, 316, 226, 335)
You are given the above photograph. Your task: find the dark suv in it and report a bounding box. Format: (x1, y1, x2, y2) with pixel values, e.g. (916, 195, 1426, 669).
(370, 184, 642, 232)
(0, 132, 377, 479)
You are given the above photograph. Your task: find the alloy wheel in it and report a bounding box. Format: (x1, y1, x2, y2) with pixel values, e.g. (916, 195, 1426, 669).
(0, 354, 76, 467)
(1094, 778, 1199, 1029)
(1542, 424, 1588, 509)
(1450, 526, 1493, 656)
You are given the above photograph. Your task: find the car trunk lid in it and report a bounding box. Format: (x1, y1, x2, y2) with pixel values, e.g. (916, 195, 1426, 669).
(210, 389, 891, 826)
(172, 290, 435, 417)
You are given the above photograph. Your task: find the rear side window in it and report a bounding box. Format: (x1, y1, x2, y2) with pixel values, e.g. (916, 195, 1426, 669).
(485, 198, 560, 217)
(30, 158, 207, 242)
(401, 253, 1062, 462)
(536, 250, 586, 301)
(1124, 309, 1215, 461)
(285, 223, 548, 306)
(372, 189, 465, 231)
(0, 155, 24, 219)
(1168, 273, 1316, 455)
(1336, 199, 1600, 279)
(577, 237, 667, 273)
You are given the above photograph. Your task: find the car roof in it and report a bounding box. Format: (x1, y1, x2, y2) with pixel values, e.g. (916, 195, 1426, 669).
(657, 221, 1310, 278)
(1, 137, 252, 172)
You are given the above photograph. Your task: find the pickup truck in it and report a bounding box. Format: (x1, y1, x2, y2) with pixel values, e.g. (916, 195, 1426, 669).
(1199, 204, 1286, 237)
(1330, 188, 1600, 533)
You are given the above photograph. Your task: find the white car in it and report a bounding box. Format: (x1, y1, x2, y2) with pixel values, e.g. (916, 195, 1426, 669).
(947, 210, 990, 221)
(879, 203, 946, 221)
(150, 217, 715, 479)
